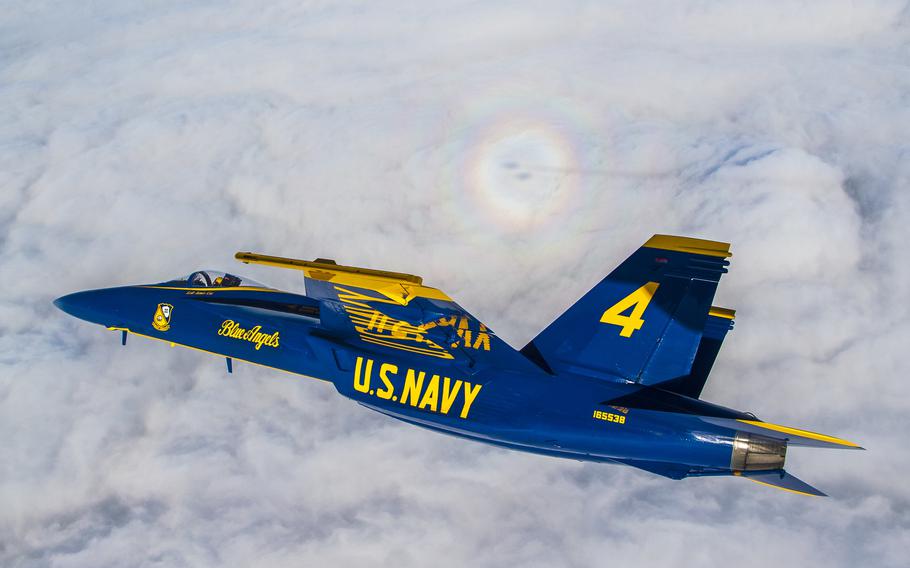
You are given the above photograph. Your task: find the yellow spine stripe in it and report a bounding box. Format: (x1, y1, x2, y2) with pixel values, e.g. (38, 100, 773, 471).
(737, 419, 861, 448)
(105, 327, 328, 382)
(708, 306, 736, 319)
(643, 234, 731, 258)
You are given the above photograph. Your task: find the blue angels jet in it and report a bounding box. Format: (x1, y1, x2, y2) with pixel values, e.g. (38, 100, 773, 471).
(54, 235, 862, 496)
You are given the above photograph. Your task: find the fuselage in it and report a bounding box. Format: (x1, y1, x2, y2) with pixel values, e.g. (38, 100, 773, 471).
(53, 240, 863, 497)
(54, 281, 752, 476)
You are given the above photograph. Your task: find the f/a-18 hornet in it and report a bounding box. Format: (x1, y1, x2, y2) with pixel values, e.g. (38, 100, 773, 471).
(55, 235, 862, 496)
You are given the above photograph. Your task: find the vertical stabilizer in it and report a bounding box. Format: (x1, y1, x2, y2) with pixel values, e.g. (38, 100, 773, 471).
(523, 235, 731, 385)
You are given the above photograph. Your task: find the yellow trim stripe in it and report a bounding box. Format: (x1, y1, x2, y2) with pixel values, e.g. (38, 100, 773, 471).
(643, 235, 731, 258)
(235, 252, 452, 305)
(140, 285, 279, 293)
(745, 477, 822, 497)
(737, 419, 861, 448)
(708, 306, 736, 320)
(106, 327, 328, 382)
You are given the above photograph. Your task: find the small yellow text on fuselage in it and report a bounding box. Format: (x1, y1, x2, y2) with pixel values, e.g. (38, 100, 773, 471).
(593, 409, 626, 425)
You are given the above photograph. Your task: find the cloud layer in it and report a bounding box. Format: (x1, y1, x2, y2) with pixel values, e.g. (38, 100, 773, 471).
(2, 1, 909, 566)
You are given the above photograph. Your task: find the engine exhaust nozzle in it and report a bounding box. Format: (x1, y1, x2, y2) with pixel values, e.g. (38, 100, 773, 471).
(731, 432, 786, 471)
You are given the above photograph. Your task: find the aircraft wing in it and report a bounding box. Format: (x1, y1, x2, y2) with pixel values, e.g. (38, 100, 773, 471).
(235, 252, 536, 372)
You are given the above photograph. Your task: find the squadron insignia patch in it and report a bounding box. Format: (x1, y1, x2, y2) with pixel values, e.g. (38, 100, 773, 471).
(152, 303, 173, 331)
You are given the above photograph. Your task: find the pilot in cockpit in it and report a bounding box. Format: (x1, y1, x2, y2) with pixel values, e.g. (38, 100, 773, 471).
(186, 271, 242, 288)
(187, 271, 210, 287)
(213, 274, 242, 287)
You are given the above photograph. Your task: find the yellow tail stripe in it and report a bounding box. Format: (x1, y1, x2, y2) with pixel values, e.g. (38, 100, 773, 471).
(643, 234, 732, 258)
(737, 419, 860, 448)
(708, 306, 736, 320)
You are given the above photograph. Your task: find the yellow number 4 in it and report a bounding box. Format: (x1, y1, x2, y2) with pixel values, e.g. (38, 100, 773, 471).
(600, 282, 660, 337)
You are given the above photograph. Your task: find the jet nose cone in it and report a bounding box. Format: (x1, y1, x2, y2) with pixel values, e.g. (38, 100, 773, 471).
(53, 289, 116, 325)
(52, 294, 73, 312)
(54, 290, 94, 319)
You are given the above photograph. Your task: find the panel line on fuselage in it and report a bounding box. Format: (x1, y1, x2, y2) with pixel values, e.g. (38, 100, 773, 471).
(106, 327, 331, 382)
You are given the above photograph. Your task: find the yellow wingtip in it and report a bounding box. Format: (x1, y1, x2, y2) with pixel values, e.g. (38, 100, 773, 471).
(643, 235, 732, 258)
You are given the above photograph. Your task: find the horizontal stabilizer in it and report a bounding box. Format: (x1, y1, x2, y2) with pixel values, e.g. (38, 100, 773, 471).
(738, 469, 826, 497)
(701, 417, 863, 449)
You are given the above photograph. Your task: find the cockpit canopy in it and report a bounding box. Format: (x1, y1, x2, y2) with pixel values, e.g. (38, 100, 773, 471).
(180, 270, 270, 289)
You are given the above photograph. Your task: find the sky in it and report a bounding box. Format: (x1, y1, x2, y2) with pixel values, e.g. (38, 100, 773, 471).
(2, 1, 909, 566)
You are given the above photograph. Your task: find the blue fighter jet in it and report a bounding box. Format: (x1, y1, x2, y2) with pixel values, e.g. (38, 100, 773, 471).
(54, 235, 861, 496)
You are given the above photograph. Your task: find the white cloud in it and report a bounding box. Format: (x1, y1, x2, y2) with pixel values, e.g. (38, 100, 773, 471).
(2, 1, 909, 566)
